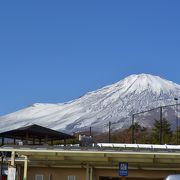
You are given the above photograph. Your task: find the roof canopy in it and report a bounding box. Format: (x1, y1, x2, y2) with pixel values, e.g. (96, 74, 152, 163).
(2, 145, 180, 171)
(0, 124, 74, 143)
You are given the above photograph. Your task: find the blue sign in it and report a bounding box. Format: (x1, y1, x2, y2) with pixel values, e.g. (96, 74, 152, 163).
(119, 162, 128, 176)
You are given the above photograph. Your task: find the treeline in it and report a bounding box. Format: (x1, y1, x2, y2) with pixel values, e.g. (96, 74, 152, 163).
(68, 118, 179, 145)
(110, 118, 179, 144)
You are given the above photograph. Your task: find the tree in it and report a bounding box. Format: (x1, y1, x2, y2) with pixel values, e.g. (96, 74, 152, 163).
(129, 122, 146, 132)
(151, 118, 172, 144)
(129, 122, 149, 144)
(171, 126, 180, 144)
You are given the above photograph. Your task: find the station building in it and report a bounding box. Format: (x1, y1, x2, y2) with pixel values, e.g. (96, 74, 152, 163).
(0, 125, 180, 180)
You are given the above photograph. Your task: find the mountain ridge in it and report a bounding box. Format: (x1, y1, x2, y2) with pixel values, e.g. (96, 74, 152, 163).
(0, 73, 180, 133)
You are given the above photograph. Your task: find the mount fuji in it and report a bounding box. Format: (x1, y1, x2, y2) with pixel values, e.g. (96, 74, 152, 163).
(0, 74, 180, 133)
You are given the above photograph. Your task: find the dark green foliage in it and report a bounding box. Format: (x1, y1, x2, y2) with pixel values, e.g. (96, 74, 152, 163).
(151, 118, 172, 144)
(171, 126, 180, 144)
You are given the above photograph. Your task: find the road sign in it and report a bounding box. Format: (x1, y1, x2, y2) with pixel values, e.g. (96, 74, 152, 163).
(119, 162, 128, 177)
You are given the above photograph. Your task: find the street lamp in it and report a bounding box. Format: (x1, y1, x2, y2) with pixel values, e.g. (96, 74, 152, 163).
(174, 98, 178, 144)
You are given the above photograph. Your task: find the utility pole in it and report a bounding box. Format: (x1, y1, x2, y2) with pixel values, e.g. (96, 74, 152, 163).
(108, 121, 111, 143)
(89, 127, 92, 136)
(132, 114, 135, 144)
(174, 98, 178, 144)
(159, 106, 163, 144)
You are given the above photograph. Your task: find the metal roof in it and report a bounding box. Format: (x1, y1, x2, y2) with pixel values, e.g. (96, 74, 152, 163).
(0, 124, 74, 141)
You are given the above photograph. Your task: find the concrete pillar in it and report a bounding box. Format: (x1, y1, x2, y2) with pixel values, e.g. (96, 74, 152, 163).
(90, 167, 93, 180)
(11, 151, 15, 166)
(23, 156, 28, 180)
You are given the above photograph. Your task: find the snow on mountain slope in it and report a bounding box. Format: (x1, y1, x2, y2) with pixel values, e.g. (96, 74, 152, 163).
(0, 74, 180, 133)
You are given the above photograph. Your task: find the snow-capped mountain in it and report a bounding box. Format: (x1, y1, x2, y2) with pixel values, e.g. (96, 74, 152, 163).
(0, 74, 180, 133)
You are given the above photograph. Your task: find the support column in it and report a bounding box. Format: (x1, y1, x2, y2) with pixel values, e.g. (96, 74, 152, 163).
(90, 167, 93, 180)
(1, 137, 4, 146)
(11, 151, 15, 166)
(23, 156, 28, 180)
(45, 135, 48, 144)
(64, 139, 66, 146)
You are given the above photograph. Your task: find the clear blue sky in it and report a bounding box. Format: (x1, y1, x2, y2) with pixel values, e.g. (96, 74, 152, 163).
(0, 0, 180, 116)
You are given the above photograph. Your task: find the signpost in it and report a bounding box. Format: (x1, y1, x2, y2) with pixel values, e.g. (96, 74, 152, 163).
(119, 162, 128, 178)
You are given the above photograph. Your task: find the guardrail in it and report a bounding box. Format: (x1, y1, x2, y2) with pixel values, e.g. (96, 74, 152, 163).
(1, 143, 180, 153)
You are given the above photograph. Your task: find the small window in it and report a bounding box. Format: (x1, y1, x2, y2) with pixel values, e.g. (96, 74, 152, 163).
(68, 176, 76, 180)
(35, 174, 44, 180)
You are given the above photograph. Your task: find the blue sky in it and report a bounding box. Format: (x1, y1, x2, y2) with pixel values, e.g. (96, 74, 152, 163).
(0, 0, 180, 116)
